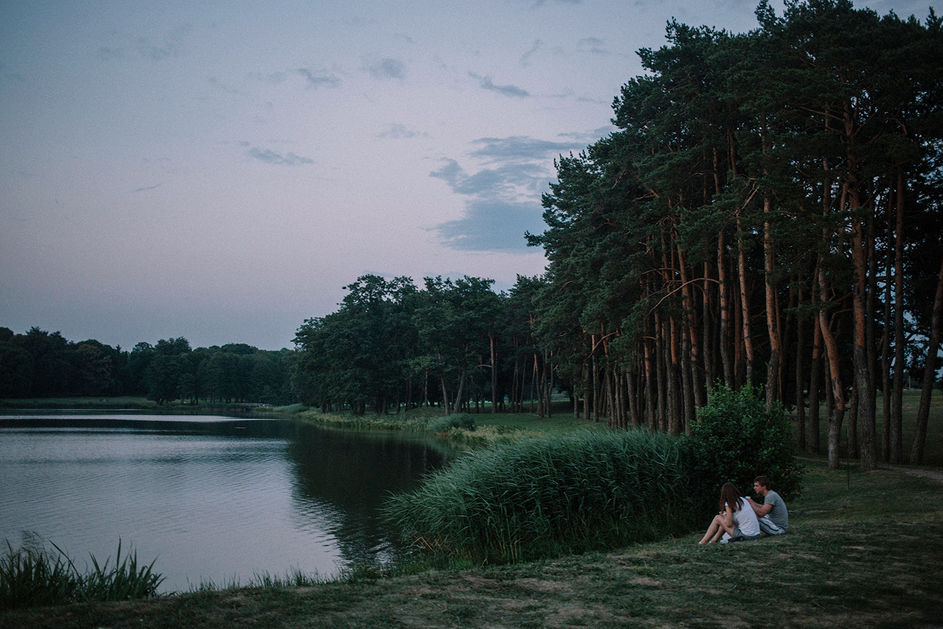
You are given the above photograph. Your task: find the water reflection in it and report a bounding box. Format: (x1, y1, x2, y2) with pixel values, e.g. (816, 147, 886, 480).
(286, 425, 454, 565)
(0, 414, 453, 591)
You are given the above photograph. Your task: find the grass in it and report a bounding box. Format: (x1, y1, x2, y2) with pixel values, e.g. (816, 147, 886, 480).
(384, 429, 702, 563)
(0, 540, 163, 610)
(803, 388, 943, 467)
(1, 461, 939, 628)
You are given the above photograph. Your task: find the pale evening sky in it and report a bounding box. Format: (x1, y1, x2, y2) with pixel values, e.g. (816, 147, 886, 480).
(1, 0, 935, 350)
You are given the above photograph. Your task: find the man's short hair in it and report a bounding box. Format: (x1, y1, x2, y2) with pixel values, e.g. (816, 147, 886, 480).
(754, 475, 771, 489)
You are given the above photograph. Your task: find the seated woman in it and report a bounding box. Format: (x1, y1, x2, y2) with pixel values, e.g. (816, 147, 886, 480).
(698, 482, 761, 544)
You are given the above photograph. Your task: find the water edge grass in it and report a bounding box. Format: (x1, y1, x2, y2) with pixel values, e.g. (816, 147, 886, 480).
(383, 429, 705, 563)
(0, 540, 163, 609)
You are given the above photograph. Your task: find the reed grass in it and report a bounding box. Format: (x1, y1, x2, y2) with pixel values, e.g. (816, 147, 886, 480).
(0, 540, 163, 609)
(383, 429, 701, 562)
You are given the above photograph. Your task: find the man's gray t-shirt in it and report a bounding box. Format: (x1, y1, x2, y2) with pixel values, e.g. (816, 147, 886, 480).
(764, 490, 789, 530)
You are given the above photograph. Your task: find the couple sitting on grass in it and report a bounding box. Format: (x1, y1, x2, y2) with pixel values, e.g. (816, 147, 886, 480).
(698, 476, 789, 545)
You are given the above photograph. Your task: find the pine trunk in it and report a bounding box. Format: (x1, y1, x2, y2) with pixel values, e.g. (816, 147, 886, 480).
(911, 257, 943, 464)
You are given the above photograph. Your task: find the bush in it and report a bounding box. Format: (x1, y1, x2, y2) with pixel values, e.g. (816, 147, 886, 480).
(686, 384, 802, 512)
(428, 413, 476, 432)
(383, 429, 701, 563)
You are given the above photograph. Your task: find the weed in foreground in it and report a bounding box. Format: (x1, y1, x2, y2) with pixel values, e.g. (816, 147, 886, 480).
(0, 539, 163, 609)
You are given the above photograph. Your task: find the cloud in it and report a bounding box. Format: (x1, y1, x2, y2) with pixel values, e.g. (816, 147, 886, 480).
(296, 67, 342, 88)
(435, 198, 545, 251)
(577, 37, 609, 55)
(245, 145, 314, 166)
(530, 0, 582, 6)
(470, 136, 580, 162)
(520, 40, 543, 66)
(434, 162, 545, 199)
(429, 132, 596, 251)
(365, 57, 406, 79)
(470, 72, 530, 98)
(135, 24, 193, 61)
(377, 124, 427, 139)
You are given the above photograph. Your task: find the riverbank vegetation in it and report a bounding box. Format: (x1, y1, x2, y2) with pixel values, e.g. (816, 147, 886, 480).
(0, 541, 162, 610)
(383, 384, 800, 563)
(2, 461, 939, 628)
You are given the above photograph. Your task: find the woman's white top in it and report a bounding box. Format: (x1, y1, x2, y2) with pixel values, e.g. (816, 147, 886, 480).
(731, 497, 761, 537)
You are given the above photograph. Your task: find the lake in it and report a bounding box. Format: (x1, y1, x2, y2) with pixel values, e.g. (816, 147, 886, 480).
(0, 412, 453, 592)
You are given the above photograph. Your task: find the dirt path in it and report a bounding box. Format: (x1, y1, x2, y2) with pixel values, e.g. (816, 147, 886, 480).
(894, 465, 943, 483)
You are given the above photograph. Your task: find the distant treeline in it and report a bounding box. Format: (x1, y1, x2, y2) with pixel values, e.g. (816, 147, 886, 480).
(0, 327, 294, 405)
(293, 1, 943, 470)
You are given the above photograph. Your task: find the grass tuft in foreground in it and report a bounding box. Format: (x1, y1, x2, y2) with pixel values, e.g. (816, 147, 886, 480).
(0, 540, 163, 610)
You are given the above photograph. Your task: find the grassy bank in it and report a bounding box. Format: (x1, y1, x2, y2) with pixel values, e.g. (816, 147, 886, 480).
(2, 461, 940, 628)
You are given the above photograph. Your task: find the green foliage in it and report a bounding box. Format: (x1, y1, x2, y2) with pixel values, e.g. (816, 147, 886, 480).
(427, 414, 476, 432)
(383, 429, 700, 563)
(686, 384, 802, 507)
(0, 539, 163, 609)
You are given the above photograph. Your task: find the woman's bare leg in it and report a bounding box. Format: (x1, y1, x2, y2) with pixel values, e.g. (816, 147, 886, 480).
(699, 514, 724, 544)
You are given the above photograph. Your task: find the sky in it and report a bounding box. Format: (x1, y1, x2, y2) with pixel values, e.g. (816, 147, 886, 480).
(1, 0, 936, 351)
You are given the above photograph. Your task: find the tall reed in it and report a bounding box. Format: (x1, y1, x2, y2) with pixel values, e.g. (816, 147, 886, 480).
(0, 539, 163, 609)
(383, 429, 701, 562)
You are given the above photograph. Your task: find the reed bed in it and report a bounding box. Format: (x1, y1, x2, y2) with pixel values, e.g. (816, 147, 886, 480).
(383, 429, 701, 562)
(0, 540, 163, 609)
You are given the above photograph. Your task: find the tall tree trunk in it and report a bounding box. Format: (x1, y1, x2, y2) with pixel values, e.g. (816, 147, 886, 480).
(881, 235, 893, 461)
(583, 361, 591, 421)
(718, 230, 735, 386)
(737, 217, 755, 386)
(763, 196, 782, 407)
(668, 314, 682, 436)
(849, 183, 876, 470)
(818, 263, 846, 470)
(440, 373, 450, 416)
(677, 243, 705, 410)
(644, 334, 656, 429)
(489, 333, 497, 414)
(808, 297, 822, 453)
(702, 260, 715, 389)
(891, 168, 905, 463)
(794, 284, 807, 450)
(656, 312, 668, 432)
(452, 366, 467, 415)
(911, 257, 943, 464)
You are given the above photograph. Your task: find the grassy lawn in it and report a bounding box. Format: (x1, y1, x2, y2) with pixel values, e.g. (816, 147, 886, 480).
(1, 461, 939, 628)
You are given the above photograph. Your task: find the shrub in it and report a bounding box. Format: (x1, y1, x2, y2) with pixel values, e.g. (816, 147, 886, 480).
(428, 413, 476, 432)
(686, 383, 802, 512)
(383, 429, 701, 563)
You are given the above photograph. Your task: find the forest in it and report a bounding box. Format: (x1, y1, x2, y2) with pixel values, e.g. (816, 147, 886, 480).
(3, 2, 941, 472)
(0, 327, 293, 406)
(292, 1, 943, 470)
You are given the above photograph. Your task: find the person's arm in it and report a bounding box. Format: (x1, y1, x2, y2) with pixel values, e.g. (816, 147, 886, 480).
(721, 504, 735, 528)
(746, 496, 772, 517)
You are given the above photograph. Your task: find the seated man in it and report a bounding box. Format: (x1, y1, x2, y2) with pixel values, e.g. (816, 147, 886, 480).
(746, 475, 789, 535)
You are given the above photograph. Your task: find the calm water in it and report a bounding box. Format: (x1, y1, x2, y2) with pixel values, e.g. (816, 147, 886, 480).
(0, 413, 452, 592)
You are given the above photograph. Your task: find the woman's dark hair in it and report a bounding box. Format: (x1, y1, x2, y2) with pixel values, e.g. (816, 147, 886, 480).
(719, 482, 743, 513)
